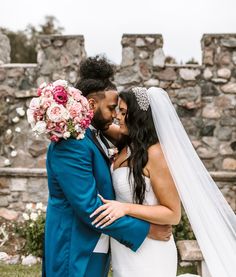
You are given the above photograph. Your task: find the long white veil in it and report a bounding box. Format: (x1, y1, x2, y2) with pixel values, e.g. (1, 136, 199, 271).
(147, 87, 236, 277)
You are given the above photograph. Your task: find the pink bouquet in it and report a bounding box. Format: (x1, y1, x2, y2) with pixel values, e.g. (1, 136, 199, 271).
(27, 80, 93, 142)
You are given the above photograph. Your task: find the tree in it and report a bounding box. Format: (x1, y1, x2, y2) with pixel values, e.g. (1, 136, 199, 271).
(165, 56, 177, 64)
(0, 16, 64, 63)
(185, 57, 199, 65)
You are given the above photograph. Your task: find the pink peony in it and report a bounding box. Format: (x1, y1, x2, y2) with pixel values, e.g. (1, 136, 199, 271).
(53, 86, 68, 104)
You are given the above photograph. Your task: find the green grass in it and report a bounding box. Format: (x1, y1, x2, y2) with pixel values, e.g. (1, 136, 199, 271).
(0, 264, 41, 277)
(0, 264, 197, 276)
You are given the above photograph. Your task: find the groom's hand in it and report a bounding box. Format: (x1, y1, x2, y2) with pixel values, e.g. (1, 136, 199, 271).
(148, 224, 172, 241)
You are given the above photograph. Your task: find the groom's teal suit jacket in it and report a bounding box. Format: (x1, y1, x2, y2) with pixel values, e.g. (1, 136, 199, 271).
(45, 128, 150, 277)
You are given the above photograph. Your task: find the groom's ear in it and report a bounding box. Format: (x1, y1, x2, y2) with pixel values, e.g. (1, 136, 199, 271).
(88, 98, 97, 111)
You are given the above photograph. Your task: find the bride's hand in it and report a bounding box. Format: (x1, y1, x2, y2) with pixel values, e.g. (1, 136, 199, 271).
(90, 194, 128, 228)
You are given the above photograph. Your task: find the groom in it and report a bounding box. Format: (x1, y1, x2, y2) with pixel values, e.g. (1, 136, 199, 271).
(44, 56, 172, 277)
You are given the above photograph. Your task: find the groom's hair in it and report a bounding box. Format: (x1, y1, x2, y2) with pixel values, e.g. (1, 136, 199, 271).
(76, 55, 117, 98)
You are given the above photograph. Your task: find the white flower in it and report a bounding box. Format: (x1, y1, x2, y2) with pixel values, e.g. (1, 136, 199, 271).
(29, 97, 41, 110)
(27, 109, 36, 127)
(4, 159, 11, 166)
(15, 127, 21, 133)
(77, 133, 85, 140)
(36, 202, 43, 210)
(16, 107, 25, 117)
(12, 116, 20, 123)
(30, 212, 38, 221)
(26, 203, 33, 210)
(10, 150, 17, 157)
(37, 210, 42, 215)
(22, 213, 30, 221)
(63, 131, 71, 139)
(108, 147, 118, 159)
(74, 125, 83, 132)
(6, 129, 12, 135)
(32, 121, 47, 135)
(53, 79, 68, 88)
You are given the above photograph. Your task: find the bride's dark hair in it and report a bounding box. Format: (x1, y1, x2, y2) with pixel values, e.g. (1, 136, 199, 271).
(119, 90, 159, 204)
(76, 55, 116, 97)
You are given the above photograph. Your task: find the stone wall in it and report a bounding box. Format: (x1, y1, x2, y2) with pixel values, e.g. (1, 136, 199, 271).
(0, 33, 235, 217)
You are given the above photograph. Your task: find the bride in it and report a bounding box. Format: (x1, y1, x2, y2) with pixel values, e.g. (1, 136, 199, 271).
(91, 87, 236, 277)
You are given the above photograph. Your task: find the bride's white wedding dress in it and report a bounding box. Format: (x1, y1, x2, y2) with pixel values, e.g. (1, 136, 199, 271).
(110, 165, 178, 277)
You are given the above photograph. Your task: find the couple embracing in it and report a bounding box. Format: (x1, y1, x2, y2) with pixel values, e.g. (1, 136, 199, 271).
(30, 56, 236, 277)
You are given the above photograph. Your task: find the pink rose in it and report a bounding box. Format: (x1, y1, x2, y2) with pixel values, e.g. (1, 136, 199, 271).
(88, 110, 94, 120)
(46, 121, 56, 131)
(72, 90, 82, 101)
(68, 87, 82, 96)
(68, 102, 82, 118)
(80, 118, 91, 129)
(53, 86, 68, 105)
(50, 134, 60, 142)
(80, 96, 89, 107)
(47, 103, 70, 122)
(37, 88, 42, 96)
(43, 89, 53, 98)
(33, 109, 45, 121)
(41, 98, 52, 109)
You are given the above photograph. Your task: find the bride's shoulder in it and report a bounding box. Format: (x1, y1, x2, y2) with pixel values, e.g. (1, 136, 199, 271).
(148, 142, 162, 156)
(147, 143, 166, 166)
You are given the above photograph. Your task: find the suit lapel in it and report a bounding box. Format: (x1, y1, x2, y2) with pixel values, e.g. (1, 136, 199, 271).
(86, 129, 111, 164)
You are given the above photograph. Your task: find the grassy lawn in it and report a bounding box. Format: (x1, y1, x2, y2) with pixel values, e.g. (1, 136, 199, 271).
(0, 264, 41, 277)
(0, 263, 197, 276)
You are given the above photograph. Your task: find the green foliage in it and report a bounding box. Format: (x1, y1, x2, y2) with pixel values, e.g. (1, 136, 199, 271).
(1, 30, 37, 63)
(173, 209, 196, 240)
(186, 57, 199, 64)
(15, 214, 45, 257)
(1, 15, 64, 63)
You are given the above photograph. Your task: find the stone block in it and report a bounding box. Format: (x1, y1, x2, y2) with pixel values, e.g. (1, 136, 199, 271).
(221, 82, 236, 94)
(156, 68, 177, 81)
(0, 208, 18, 220)
(28, 140, 48, 157)
(121, 47, 134, 67)
(152, 48, 165, 68)
(10, 178, 27, 191)
(222, 158, 236, 170)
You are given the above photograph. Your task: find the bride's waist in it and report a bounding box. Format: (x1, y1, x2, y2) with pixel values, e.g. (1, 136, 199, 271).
(111, 234, 175, 246)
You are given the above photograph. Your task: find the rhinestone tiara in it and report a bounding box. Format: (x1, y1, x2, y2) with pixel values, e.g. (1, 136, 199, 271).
(131, 87, 150, 111)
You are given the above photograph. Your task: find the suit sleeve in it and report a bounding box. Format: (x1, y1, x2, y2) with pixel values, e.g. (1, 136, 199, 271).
(49, 140, 150, 252)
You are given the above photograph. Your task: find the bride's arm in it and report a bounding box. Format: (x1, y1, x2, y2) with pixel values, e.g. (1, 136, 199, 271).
(125, 144, 181, 225)
(91, 144, 181, 228)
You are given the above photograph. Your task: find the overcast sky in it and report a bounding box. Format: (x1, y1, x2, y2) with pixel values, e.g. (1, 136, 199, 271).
(1, 0, 236, 64)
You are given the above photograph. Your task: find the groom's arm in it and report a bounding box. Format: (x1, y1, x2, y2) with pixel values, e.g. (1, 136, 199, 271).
(50, 139, 150, 251)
